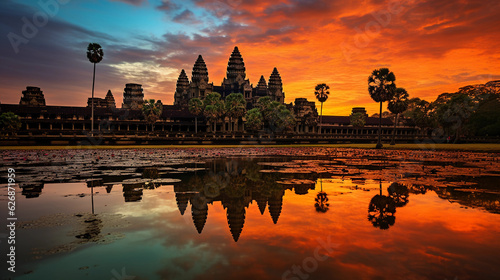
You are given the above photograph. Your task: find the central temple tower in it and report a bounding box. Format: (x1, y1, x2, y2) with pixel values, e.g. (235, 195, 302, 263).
(173, 46, 285, 108)
(226, 46, 246, 82)
(221, 46, 252, 101)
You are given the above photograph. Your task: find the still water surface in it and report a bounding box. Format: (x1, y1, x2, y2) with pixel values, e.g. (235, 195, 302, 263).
(1, 148, 499, 280)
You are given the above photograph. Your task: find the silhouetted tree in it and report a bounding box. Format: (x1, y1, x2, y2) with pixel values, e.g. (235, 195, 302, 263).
(86, 43, 103, 136)
(467, 93, 500, 136)
(272, 105, 296, 133)
(225, 93, 246, 132)
(256, 96, 275, 127)
(436, 93, 475, 143)
(188, 98, 203, 133)
(314, 83, 330, 134)
(349, 112, 366, 135)
(388, 87, 409, 145)
(403, 97, 432, 135)
(368, 68, 396, 148)
(245, 108, 263, 132)
(203, 92, 224, 133)
(256, 97, 295, 133)
(0, 112, 21, 136)
(142, 99, 162, 131)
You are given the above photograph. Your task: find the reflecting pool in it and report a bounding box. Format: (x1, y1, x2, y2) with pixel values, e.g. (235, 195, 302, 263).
(1, 148, 499, 280)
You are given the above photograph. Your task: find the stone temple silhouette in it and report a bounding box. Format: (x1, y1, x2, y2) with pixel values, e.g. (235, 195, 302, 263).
(174, 46, 285, 108)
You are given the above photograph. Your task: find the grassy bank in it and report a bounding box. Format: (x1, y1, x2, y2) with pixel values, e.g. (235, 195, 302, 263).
(0, 143, 499, 152)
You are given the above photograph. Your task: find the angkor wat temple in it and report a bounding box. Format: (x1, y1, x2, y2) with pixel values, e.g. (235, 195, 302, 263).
(0, 46, 418, 145)
(174, 46, 285, 107)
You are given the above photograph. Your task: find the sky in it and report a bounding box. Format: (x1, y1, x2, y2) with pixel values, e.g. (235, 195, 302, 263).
(1, 0, 499, 116)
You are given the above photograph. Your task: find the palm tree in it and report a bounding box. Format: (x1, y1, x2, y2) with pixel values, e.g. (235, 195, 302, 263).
(273, 104, 296, 133)
(225, 93, 246, 133)
(142, 99, 163, 132)
(256, 96, 274, 130)
(203, 92, 224, 133)
(368, 68, 396, 149)
(244, 108, 263, 132)
(188, 98, 203, 133)
(87, 43, 103, 137)
(314, 83, 330, 134)
(349, 112, 366, 136)
(388, 88, 409, 145)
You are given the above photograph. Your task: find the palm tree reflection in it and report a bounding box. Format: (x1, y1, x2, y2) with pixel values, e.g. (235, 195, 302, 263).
(314, 179, 330, 213)
(387, 183, 409, 207)
(367, 180, 396, 230)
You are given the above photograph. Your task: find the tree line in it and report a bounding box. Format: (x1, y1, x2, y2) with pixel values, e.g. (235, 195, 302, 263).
(369, 76, 500, 143)
(185, 93, 296, 134)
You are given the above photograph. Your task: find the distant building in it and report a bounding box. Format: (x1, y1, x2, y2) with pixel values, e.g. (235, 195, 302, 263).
(174, 46, 285, 107)
(122, 83, 144, 109)
(87, 90, 116, 108)
(351, 107, 368, 118)
(19, 86, 46, 106)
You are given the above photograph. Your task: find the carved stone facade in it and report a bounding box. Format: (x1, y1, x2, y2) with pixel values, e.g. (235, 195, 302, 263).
(294, 98, 319, 133)
(294, 98, 318, 118)
(173, 69, 189, 106)
(351, 107, 368, 118)
(174, 46, 285, 107)
(267, 68, 285, 103)
(105, 90, 116, 108)
(87, 90, 116, 108)
(122, 83, 144, 109)
(19, 86, 46, 106)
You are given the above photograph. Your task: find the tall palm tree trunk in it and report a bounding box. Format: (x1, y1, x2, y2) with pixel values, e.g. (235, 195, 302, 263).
(376, 101, 383, 149)
(195, 117, 198, 133)
(390, 113, 398, 145)
(91, 63, 96, 137)
(319, 102, 323, 134)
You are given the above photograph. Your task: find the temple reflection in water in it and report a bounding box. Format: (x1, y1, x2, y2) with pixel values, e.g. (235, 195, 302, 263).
(173, 159, 295, 242)
(15, 156, 500, 243)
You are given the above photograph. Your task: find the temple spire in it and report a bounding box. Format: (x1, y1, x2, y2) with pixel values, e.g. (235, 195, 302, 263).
(268, 190, 284, 224)
(254, 192, 268, 215)
(268, 68, 282, 94)
(105, 90, 116, 108)
(174, 69, 190, 106)
(176, 69, 189, 90)
(257, 75, 267, 90)
(268, 68, 285, 103)
(226, 46, 246, 82)
(192, 55, 209, 84)
(226, 202, 246, 242)
(175, 191, 192, 215)
(190, 193, 209, 234)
